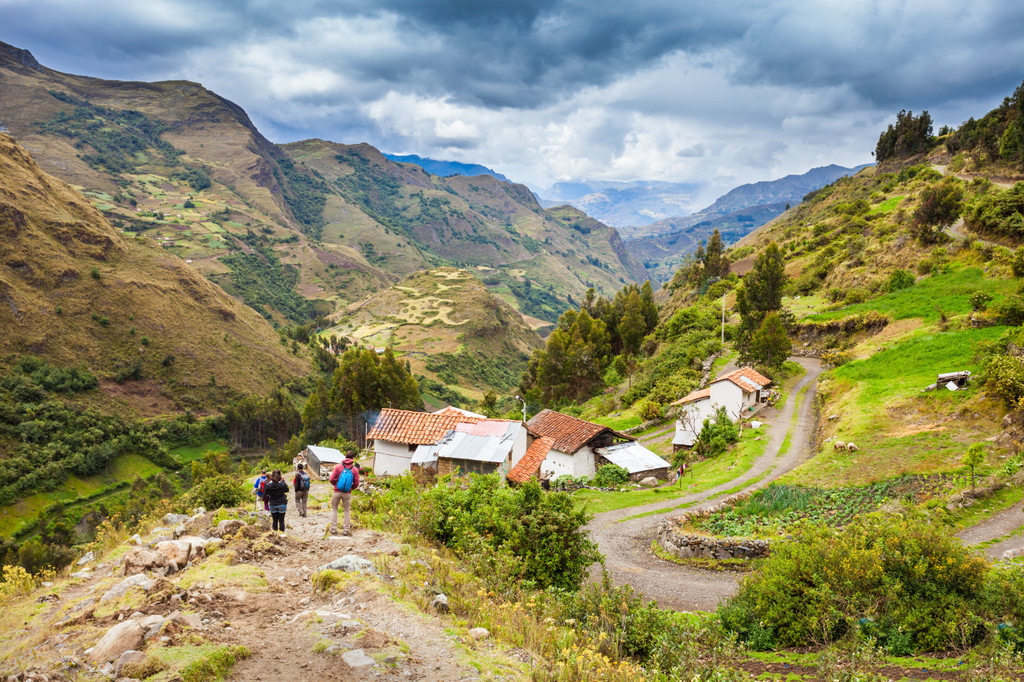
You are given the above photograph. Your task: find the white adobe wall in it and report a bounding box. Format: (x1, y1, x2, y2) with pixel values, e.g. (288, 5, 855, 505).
(541, 449, 575, 479)
(371, 439, 415, 476)
(709, 381, 744, 420)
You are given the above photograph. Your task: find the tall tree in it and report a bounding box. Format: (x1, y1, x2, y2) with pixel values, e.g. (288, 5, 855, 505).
(703, 229, 730, 280)
(736, 242, 786, 362)
(748, 312, 792, 371)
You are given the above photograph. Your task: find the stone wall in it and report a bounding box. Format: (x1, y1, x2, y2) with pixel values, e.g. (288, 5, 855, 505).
(656, 499, 771, 561)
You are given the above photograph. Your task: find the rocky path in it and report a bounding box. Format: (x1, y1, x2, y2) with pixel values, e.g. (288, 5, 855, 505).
(587, 357, 822, 612)
(7, 489, 506, 681)
(956, 500, 1024, 560)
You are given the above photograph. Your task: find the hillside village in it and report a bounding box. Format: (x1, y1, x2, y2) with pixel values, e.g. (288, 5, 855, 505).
(2, 22, 1024, 682)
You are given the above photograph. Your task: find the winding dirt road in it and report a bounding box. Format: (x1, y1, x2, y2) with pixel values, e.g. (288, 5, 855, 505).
(587, 357, 823, 612)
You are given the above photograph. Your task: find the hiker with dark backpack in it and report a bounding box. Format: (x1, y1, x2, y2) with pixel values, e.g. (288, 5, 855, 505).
(293, 463, 311, 518)
(329, 457, 360, 536)
(263, 469, 289, 533)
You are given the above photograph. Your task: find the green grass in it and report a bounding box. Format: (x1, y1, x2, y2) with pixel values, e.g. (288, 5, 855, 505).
(867, 195, 904, 215)
(0, 453, 163, 536)
(807, 267, 1016, 324)
(575, 425, 771, 515)
(170, 440, 229, 463)
(785, 326, 1008, 487)
(949, 485, 1024, 531)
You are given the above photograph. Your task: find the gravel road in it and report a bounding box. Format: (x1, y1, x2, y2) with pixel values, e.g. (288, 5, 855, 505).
(587, 357, 822, 612)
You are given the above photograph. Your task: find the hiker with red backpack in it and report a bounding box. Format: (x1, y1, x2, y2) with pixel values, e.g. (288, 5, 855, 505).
(253, 469, 268, 512)
(293, 463, 311, 518)
(329, 457, 360, 536)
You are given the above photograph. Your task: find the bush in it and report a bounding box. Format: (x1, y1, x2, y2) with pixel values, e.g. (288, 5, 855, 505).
(179, 474, 249, 511)
(693, 406, 740, 458)
(593, 464, 630, 488)
(720, 510, 990, 653)
(639, 400, 663, 422)
(887, 269, 915, 292)
(985, 355, 1024, 406)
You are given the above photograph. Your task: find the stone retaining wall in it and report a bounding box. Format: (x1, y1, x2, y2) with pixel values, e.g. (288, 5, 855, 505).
(656, 496, 771, 561)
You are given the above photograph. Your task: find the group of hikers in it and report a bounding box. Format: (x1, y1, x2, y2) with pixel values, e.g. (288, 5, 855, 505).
(252, 456, 361, 535)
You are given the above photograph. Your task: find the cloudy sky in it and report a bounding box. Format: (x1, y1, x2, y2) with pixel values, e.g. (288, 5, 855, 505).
(3, 0, 1023, 198)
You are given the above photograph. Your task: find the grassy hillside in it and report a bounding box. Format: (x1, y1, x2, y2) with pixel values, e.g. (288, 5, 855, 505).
(0, 132, 309, 412)
(323, 267, 542, 402)
(0, 41, 645, 327)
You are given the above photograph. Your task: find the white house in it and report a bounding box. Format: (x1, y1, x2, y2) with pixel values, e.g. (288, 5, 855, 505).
(366, 407, 483, 476)
(671, 367, 772, 450)
(526, 409, 634, 479)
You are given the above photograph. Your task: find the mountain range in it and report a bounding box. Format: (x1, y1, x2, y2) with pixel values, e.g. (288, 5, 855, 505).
(0, 41, 643, 331)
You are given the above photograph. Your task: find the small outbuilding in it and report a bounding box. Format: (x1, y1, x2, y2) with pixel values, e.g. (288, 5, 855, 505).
(594, 441, 672, 481)
(303, 445, 345, 479)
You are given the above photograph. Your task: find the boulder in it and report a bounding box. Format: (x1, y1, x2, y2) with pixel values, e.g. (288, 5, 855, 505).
(317, 555, 376, 575)
(162, 513, 189, 526)
(638, 476, 659, 487)
(167, 610, 202, 629)
(468, 627, 490, 640)
(128, 533, 143, 546)
(77, 551, 95, 566)
(114, 650, 146, 677)
(123, 549, 169, 576)
(341, 649, 375, 668)
(216, 519, 244, 537)
(138, 615, 165, 631)
(1002, 547, 1024, 561)
(87, 621, 145, 663)
(100, 574, 154, 604)
(154, 537, 207, 568)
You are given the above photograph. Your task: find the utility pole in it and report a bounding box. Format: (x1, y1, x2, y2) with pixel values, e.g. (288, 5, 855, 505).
(515, 395, 527, 423)
(721, 294, 726, 344)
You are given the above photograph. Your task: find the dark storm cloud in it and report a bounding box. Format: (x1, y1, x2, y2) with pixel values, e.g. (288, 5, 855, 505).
(2, 0, 1023, 188)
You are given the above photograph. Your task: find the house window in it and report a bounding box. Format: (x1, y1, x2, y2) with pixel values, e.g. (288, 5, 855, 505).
(449, 459, 498, 476)
(408, 444, 416, 452)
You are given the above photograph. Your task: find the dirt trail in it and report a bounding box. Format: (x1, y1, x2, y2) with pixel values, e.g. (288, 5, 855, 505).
(8, 488, 502, 681)
(587, 357, 822, 612)
(222, 491, 489, 681)
(956, 500, 1024, 559)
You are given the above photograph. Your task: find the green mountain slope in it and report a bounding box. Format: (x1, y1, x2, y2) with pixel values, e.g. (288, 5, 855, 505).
(0, 132, 309, 413)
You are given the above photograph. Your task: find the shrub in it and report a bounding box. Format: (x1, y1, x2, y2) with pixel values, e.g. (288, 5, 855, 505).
(693, 407, 740, 458)
(985, 355, 1024, 406)
(593, 464, 630, 488)
(639, 400, 663, 422)
(179, 474, 249, 511)
(971, 291, 994, 311)
(720, 510, 989, 653)
(887, 269, 915, 292)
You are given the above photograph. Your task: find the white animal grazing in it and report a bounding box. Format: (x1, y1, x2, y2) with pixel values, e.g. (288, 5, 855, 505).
(834, 441, 846, 451)
(846, 442, 859, 452)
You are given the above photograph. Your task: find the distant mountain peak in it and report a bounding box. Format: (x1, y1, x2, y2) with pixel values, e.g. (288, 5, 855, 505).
(383, 153, 509, 182)
(0, 41, 42, 71)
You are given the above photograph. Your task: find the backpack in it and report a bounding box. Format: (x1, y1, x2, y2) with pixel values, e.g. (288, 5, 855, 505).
(254, 476, 266, 494)
(336, 467, 354, 493)
(297, 473, 310, 492)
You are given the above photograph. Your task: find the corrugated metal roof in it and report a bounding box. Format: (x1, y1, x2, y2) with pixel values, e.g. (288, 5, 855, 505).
(596, 441, 671, 474)
(306, 445, 345, 463)
(440, 422, 523, 463)
(672, 429, 698, 447)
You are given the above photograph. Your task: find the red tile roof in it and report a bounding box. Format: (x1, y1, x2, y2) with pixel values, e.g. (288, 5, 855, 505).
(526, 409, 630, 454)
(669, 387, 711, 407)
(367, 408, 482, 446)
(506, 436, 554, 484)
(718, 367, 772, 391)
